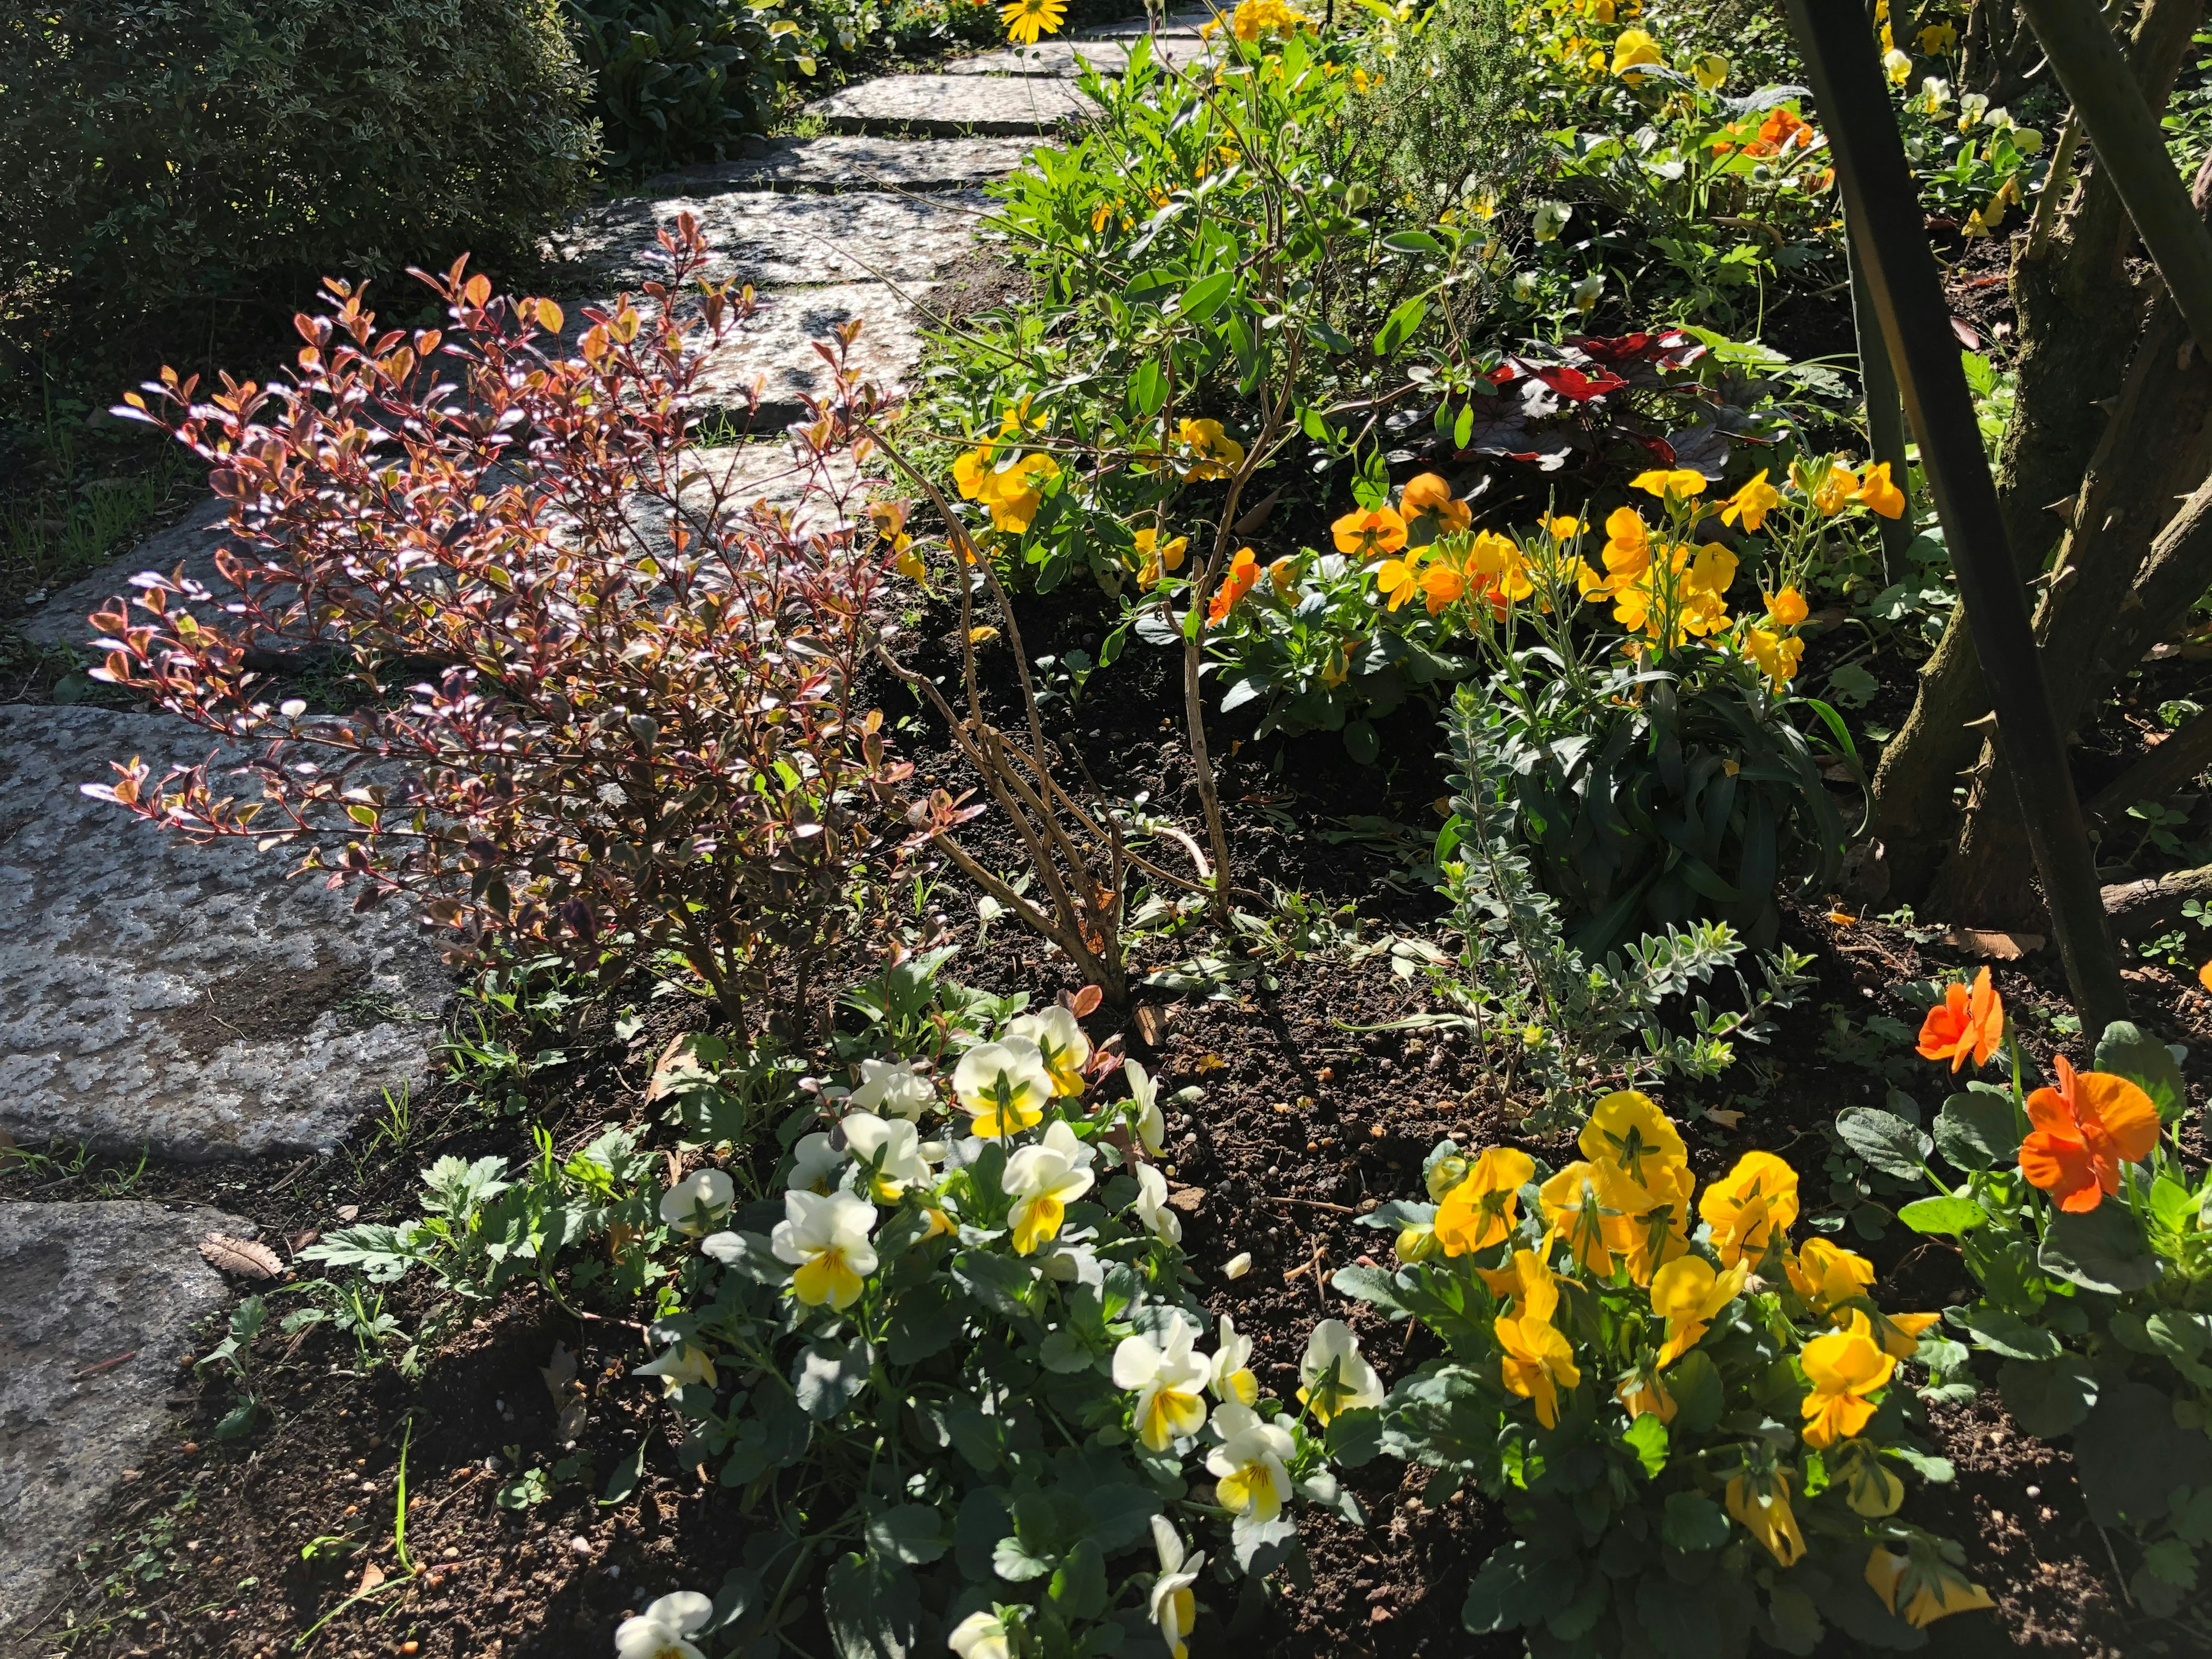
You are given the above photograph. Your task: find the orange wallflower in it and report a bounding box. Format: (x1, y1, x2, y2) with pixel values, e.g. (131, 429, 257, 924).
(1331, 506, 1408, 559)
(1916, 967, 2003, 1071)
(2019, 1055, 2160, 1213)
(1206, 548, 1261, 624)
(1400, 473, 1472, 535)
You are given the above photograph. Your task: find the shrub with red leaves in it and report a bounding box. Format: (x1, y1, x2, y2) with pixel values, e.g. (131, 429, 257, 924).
(86, 216, 910, 1030)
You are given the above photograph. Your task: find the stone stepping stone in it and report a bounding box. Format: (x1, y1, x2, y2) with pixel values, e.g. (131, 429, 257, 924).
(803, 73, 1094, 136)
(1073, 7, 1215, 36)
(17, 497, 231, 658)
(674, 281, 939, 431)
(945, 34, 1217, 74)
(0, 705, 449, 1161)
(0, 1200, 246, 1637)
(639, 134, 1040, 194)
(556, 188, 988, 291)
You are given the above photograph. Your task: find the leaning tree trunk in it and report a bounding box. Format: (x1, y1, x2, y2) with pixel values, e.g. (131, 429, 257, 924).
(1931, 256, 2212, 922)
(1866, 0, 2203, 902)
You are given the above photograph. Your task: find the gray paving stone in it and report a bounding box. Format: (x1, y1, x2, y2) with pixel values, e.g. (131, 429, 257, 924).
(0, 1200, 245, 1638)
(804, 73, 1096, 136)
(556, 188, 990, 291)
(18, 498, 233, 657)
(0, 706, 450, 1161)
(639, 134, 1040, 194)
(945, 33, 1217, 74)
(680, 281, 938, 430)
(1073, 7, 1214, 36)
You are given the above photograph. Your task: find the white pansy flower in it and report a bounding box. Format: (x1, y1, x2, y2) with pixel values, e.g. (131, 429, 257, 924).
(1111, 1309, 1211, 1452)
(1125, 1058, 1165, 1154)
(842, 1111, 931, 1202)
(1147, 1514, 1205, 1659)
(850, 1056, 935, 1121)
(615, 1589, 714, 1659)
(946, 1611, 1010, 1659)
(1132, 1161, 1182, 1244)
(1206, 1403, 1294, 1523)
(1002, 1120, 1096, 1255)
(658, 1167, 734, 1237)
(632, 1341, 717, 1397)
(1209, 1315, 1258, 1406)
(952, 1039, 1054, 1137)
(787, 1131, 844, 1194)
(1297, 1319, 1384, 1423)
(770, 1188, 878, 1309)
(1006, 1005, 1091, 1096)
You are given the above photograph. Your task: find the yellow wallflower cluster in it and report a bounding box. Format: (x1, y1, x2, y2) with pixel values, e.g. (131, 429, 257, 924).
(953, 444, 1060, 533)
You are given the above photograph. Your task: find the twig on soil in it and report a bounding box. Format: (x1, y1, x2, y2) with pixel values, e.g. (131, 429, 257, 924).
(1259, 1195, 1357, 1215)
(2095, 1523, 2135, 1606)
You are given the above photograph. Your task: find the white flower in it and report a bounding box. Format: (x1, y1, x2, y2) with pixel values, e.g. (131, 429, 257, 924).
(1007, 1005, 1090, 1095)
(1222, 1252, 1252, 1281)
(946, 1611, 1010, 1659)
(850, 1056, 935, 1120)
(842, 1111, 931, 1202)
(1002, 1120, 1095, 1255)
(1298, 1319, 1384, 1423)
(1206, 1403, 1294, 1523)
(770, 1189, 878, 1309)
(1532, 200, 1573, 243)
(1209, 1315, 1258, 1406)
(632, 1341, 717, 1397)
(952, 1039, 1054, 1137)
(1111, 1310, 1211, 1452)
(1125, 1058, 1166, 1154)
(1132, 1161, 1181, 1244)
(787, 1131, 844, 1194)
(658, 1168, 734, 1237)
(615, 1589, 714, 1659)
(1147, 1514, 1205, 1659)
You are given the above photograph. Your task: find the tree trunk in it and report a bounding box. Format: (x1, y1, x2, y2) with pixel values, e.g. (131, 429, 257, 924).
(2101, 861, 2212, 940)
(2086, 701, 2212, 827)
(1866, 0, 2202, 901)
(1933, 156, 2212, 924)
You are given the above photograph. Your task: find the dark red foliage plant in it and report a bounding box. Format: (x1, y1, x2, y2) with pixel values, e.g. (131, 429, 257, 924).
(86, 215, 912, 1031)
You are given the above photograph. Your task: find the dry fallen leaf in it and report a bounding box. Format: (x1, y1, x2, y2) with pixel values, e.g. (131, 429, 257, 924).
(288, 1228, 320, 1253)
(1703, 1107, 1745, 1129)
(335, 1205, 360, 1224)
(357, 1562, 385, 1594)
(540, 1342, 578, 1398)
(1132, 1005, 1165, 1046)
(1942, 927, 2044, 960)
(198, 1233, 282, 1279)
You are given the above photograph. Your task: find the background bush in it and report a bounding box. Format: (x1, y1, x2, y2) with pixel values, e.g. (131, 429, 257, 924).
(0, 0, 597, 362)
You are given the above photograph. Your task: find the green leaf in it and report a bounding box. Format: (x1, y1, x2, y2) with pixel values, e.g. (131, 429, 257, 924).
(1453, 402, 1474, 449)
(823, 1553, 923, 1659)
(1622, 1412, 1668, 1479)
(1934, 1089, 2020, 1171)
(865, 1503, 949, 1566)
(1131, 358, 1167, 417)
(1079, 1483, 1161, 1551)
(1178, 271, 1233, 325)
(1326, 1406, 1385, 1468)
(1835, 1107, 1931, 1181)
(1897, 1195, 1986, 1235)
(991, 1533, 1052, 1584)
(1373, 295, 1428, 357)
(1953, 1305, 2062, 1362)
(1668, 1351, 1724, 1434)
(599, 1438, 646, 1506)
(1382, 229, 1448, 256)
(1997, 1356, 2099, 1439)
(1636, 1570, 1720, 1659)
(1660, 1490, 1731, 1554)
(2040, 1203, 2160, 1294)
(2077, 1382, 2212, 1527)
(1048, 1536, 1108, 1619)
(2094, 1020, 2187, 1122)
(793, 1338, 873, 1420)
(1343, 719, 1380, 766)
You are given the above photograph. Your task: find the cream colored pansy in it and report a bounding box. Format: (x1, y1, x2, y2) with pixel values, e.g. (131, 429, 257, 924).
(1003, 1119, 1096, 1254)
(849, 1056, 934, 1120)
(842, 1111, 931, 1202)
(658, 1167, 734, 1237)
(952, 1037, 1055, 1137)
(1298, 1319, 1383, 1423)
(788, 1131, 844, 1194)
(770, 1188, 879, 1309)
(615, 1590, 715, 1659)
(1206, 1403, 1294, 1522)
(1209, 1314, 1259, 1406)
(946, 1611, 1012, 1659)
(1148, 1515, 1205, 1659)
(1125, 1058, 1166, 1154)
(1112, 1309, 1212, 1451)
(632, 1340, 717, 1397)
(1133, 1160, 1183, 1244)
(1007, 1005, 1091, 1096)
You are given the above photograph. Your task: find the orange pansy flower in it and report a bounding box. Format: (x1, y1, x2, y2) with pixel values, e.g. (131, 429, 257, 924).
(1331, 506, 1408, 559)
(2018, 1054, 2159, 1213)
(1915, 966, 2003, 1071)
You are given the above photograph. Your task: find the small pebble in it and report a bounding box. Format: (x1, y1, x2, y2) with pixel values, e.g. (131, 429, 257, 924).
(2025, 1484, 2040, 1499)
(569, 1536, 593, 1558)
(1222, 1252, 1253, 1280)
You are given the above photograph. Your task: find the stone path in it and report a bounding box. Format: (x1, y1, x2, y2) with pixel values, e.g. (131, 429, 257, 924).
(0, 14, 1204, 1631)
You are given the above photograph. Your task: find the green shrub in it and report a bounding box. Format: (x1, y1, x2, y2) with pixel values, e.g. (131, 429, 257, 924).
(0, 0, 596, 351)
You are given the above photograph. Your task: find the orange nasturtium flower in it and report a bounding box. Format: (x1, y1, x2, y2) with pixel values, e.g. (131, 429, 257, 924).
(1798, 1325, 1895, 1447)
(1206, 548, 1262, 624)
(1331, 505, 1407, 559)
(1433, 1146, 1535, 1255)
(1916, 965, 2004, 1071)
(1726, 1469, 1805, 1566)
(1697, 1150, 1799, 1268)
(2018, 1054, 2160, 1213)
(1719, 469, 1781, 529)
(2200, 957, 2212, 993)
(1857, 460, 1907, 518)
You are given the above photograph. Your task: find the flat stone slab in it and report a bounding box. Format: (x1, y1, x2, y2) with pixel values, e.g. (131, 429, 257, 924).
(0, 1200, 245, 1637)
(1073, 7, 1214, 36)
(945, 34, 1217, 74)
(680, 281, 937, 430)
(18, 498, 232, 657)
(556, 188, 988, 291)
(639, 134, 1039, 194)
(0, 705, 450, 1161)
(804, 73, 1095, 136)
